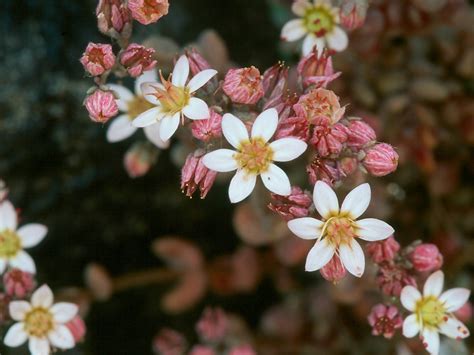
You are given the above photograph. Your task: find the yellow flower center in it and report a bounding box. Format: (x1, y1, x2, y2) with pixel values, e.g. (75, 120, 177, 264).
(235, 138, 274, 175)
(416, 297, 446, 329)
(24, 308, 54, 338)
(127, 96, 155, 120)
(149, 72, 191, 116)
(0, 229, 21, 258)
(303, 5, 337, 37)
(321, 215, 356, 247)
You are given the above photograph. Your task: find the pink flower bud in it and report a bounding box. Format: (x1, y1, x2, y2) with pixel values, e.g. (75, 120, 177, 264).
(293, 88, 345, 125)
(153, 328, 187, 355)
(124, 142, 158, 178)
(454, 302, 472, 324)
(306, 157, 342, 186)
(128, 0, 169, 25)
(376, 262, 416, 297)
(80, 43, 116, 76)
(189, 345, 216, 355)
(96, 0, 131, 35)
(347, 120, 376, 150)
(297, 49, 341, 89)
(3, 268, 35, 298)
(320, 255, 347, 282)
(187, 49, 211, 76)
(409, 244, 443, 272)
(191, 110, 222, 142)
(275, 115, 309, 141)
(228, 345, 257, 355)
(367, 304, 403, 339)
(223, 66, 264, 105)
(366, 236, 400, 264)
(196, 307, 229, 342)
(363, 143, 399, 177)
(181, 151, 217, 199)
(310, 121, 349, 157)
(65, 316, 86, 343)
(340, 1, 367, 31)
(267, 186, 312, 221)
(84, 89, 119, 123)
(120, 43, 157, 77)
(0, 293, 11, 325)
(338, 157, 358, 176)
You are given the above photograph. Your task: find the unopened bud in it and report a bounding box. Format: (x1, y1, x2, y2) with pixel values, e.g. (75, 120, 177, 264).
(363, 143, 399, 177)
(84, 89, 119, 123)
(223, 67, 264, 105)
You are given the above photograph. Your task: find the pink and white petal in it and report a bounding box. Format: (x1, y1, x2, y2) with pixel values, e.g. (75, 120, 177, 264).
(313, 181, 339, 219)
(400, 286, 422, 312)
(9, 301, 32, 321)
(4, 322, 28, 347)
(340, 183, 370, 219)
(49, 325, 75, 349)
(251, 108, 278, 142)
(187, 69, 218, 93)
(0, 259, 6, 273)
(29, 337, 50, 355)
(135, 70, 158, 95)
(260, 164, 291, 196)
(421, 328, 439, 355)
(281, 19, 306, 42)
(438, 316, 469, 339)
(140, 82, 164, 105)
(132, 107, 163, 128)
(355, 218, 394, 241)
(302, 34, 324, 56)
(423, 270, 444, 298)
(327, 26, 348, 52)
(17, 224, 48, 248)
(228, 170, 257, 203)
(10, 251, 36, 274)
(51, 303, 78, 323)
(270, 138, 307, 162)
(202, 149, 238, 172)
(182, 97, 210, 120)
(172, 55, 190, 87)
(305, 238, 335, 271)
(0, 200, 17, 230)
(439, 288, 470, 312)
(31, 284, 54, 308)
(107, 84, 134, 111)
(106, 115, 137, 142)
(222, 113, 249, 149)
(338, 239, 365, 277)
(159, 112, 180, 141)
(144, 124, 170, 149)
(292, 0, 311, 16)
(287, 217, 324, 240)
(402, 314, 420, 338)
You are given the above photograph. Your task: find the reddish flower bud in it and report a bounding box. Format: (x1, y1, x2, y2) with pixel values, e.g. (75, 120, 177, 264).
(376, 262, 416, 297)
(223, 66, 264, 105)
(340, 1, 368, 31)
(363, 143, 399, 177)
(409, 244, 443, 273)
(347, 120, 376, 150)
(228, 345, 257, 355)
(320, 255, 347, 282)
(96, 0, 131, 35)
(338, 157, 358, 176)
(366, 236, 400, 264)
(80, 43, 116, 76)
(275, 115, 309, 141)
(65, 316, 87, 343)
(191, 110, 222, 142)
(196, 307, 229, 342)
(120, 43, 157, 77)
(310, 121, 349, 157)
(124, 142, 158, 178)
(454, 302, 472, 324)
(293, 88, 345, 125)
(3, 268, 35, 298)
(181, 151, 217, 199)
(186, 49, 211, 76)
(153, 328, 187, 355)
(297, 49, 341, 89)
(367, 304, 403, 339)
(267, 186, 312, 221)
(189, 345, 216, 355)
(306, 157, 341, 186)
(84, 89, 118, 123)
(128, 0, 169, 25)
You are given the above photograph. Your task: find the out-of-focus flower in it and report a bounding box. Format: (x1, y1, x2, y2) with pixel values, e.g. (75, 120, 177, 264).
(376, 262, 416, 297)
(366, 236, 400, 264)
(294, 88, 345, 125)
(306, 156, 341, 186)
(320, 254, 346, 282)
(181, 151, 217, 199)
(203, 109, 307, 203)
(310, 120, 349, 157)
(228, 344, 257, 355)
(367, 304, 403, 339)
(0, 201, 47, 274)
(274, 236, 312, 266)
(297, 49, 341, 89)
(261, 302, 304, 339)
(84, 89, 119, 123)
(3, 268, 35, 298)
(153, 328, 187, 355)
(401, 271, 470, 354)
(65, 315, 86, 343)
(124, 142, 159, 178)
(120, 43, 157, 78)
(409, 244, 443, 273)
(189, 345, 215, 355)
(196, 307, 228, 342)
(454, 302, 472, 324)
(161, 270, 207, 313)
(128, 0, 169, 25)
(223, 66, 264, 105)
(152, 236, 204, 270)
(191, 109, 223, 142)
(84, 263, 114, 301)
(347, 120, 376, 150)
(281, 0, 348, 55)
(363, 143, 399, 177)
(80, 43, 116, 76)
(96, 0, 131, 36)
(268, 186, 312, 221)
(0, 293, 10, 325)
(4, 285, 78, 353)
(134, 55, 217, 141)
(288, 182, 394, 277)
(339, 0, 368, 31)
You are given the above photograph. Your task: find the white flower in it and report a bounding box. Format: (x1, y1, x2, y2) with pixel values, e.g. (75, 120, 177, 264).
(0, 200, 47, 274)
(401, 270, 470, 355)
(287, 182, 393, 277)
(281, 0, 348, 55)
(202, 108, 307, 203)
(107, 70, 170, 149)
(132, 55, 217, 141)
(4, 284, 78, 355)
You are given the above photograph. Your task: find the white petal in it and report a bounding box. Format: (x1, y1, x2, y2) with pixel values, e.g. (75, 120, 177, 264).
(439, 288, 470, 312)
(313, 181, 339, 219)
(107, 84, 134, 111)
(228, 170, 256, 203)
(51, 303, 78, 323)
(182, 97, 210, 120)
(187, 69, 217, 93)
(423, 270, 444, 298)
(48, 325, 75, 349)
(340, 183, 371, 219)
(438, 316, 470, 339)
(4, 322, 28, 347)
(260, 164, 291, 196)
(222, 113, 249, 149)
(270, 138, 307, 162)
(251, 108, 278, 142)
(172, 55, 190, 87)
(144, 123, 170, 149)
(400, 286, 422, 312)
(0, 200, 17, 230)
(421, 328, 439, 355)
(338, 239, 365, 277)
(305, 238, 335, 272)
(0, 259, 6, 273)
(292, 0, 311, 16)
(135, 70, 158, 95)
(302, 34, 324, 56)
(402, 314, 420, 338)
(9, 301, 31, 321)
(10, 251, 36, 274)
(29, 337, 50, 355)
(132, 107, 163, 128)
(17, 224, 47, 248)
(281, 19, 306, 41)
(31, 284, 54, 308)
(140, 82, 163, 105)
(355, 218, 394, 241)
(202, 149, 238, 172)
(287, 217, 324, 240)
(106, 115, 137, 142)
(327, 26, 348, 52)
(159, 112, 180, 141)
